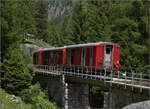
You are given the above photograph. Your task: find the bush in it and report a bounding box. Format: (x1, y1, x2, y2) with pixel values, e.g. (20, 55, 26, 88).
(0, 88, 32, 109)
(20, 83, 59, 109)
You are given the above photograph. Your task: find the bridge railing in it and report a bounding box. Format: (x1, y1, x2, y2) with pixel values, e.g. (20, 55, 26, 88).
(35, 65, 150, 89)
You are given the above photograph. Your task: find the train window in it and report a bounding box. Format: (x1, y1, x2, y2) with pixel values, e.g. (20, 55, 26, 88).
(59, 52, 62, 63)
(51, 52, 53, 58)
(81, 48, 86, 66)
(71, 49, 74, 65)
(106, 47, 110, 54)
(36, 53, 39, 64)
(67, 49, 71, 65)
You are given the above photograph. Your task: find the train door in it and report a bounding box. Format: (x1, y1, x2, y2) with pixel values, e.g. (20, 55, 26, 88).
(103, 45, 113, 69)
(81, 48, 86, 66)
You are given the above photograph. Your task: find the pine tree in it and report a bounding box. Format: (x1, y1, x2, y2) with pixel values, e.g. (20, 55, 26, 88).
(110, 0, 148, 69)
(35, 0, 48, 40)
(1, 0, 37, 60)
(86, 0, 113, 42)
(69, 0, 89, 44)
(1, 0, 36, 95)
(46, 21, 61, 47)
(1, 45, 34, 95)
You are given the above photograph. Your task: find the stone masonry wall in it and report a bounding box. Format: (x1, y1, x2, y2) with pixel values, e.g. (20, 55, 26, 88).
(66, 83, 89, 109)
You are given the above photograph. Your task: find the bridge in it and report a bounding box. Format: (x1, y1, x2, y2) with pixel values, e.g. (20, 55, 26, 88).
(34, 65, 150, 109)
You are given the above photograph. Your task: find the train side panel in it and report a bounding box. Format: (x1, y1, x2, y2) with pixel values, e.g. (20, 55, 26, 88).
(113, 45, 120, 70)
(92, 47, 97, 67)
(39, 50, 42, 65)
(95, 45, 104, 69)
(62, 48, 66, 66)
(74, 47, 82, 65)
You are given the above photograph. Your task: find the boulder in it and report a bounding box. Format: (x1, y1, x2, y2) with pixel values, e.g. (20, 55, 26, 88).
(122, 100, 150, 109)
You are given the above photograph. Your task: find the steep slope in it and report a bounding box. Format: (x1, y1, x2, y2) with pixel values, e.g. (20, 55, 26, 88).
(48, 0, 73, 23)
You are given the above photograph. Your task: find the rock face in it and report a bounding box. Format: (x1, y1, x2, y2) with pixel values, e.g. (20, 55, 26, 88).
(20, 44, 43, 56)
(122, 100, 150, 109)
(48, 0, 73, 20)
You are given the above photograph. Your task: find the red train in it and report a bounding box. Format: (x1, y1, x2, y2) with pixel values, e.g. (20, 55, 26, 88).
(33, 42, 120, 71)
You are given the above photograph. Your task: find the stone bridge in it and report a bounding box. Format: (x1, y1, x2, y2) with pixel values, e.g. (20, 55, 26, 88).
(34, 65, 150, 109)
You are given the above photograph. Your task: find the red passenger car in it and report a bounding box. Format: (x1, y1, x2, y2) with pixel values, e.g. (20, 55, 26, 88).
(33, 47, 66, 66)
(65, 42, 120, 71)
(33, 42, 120, 71)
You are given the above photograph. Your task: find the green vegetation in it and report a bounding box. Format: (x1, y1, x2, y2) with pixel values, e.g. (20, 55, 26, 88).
(1, 0, 149, 108)
(0, 84, 59, 109)
(0, 88, 32, 109)
(1, 45, 34, 95)
(20, 83, 59, 109)
(1, 0, 59, 108)
(46, 0, 149, 70)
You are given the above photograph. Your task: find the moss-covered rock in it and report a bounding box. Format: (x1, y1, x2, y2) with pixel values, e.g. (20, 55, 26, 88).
(0, 88, 32, 109)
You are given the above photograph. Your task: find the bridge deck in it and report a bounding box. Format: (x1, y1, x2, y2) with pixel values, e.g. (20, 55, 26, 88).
(35, 65, 150, 91)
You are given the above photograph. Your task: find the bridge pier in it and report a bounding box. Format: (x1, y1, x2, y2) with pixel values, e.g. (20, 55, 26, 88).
(62, 75, 89, 109)
(35, 72, 149, 109)
(36, 74, 89, 109)
(103, 92, 109, 109)
(102, 87, 149, 109)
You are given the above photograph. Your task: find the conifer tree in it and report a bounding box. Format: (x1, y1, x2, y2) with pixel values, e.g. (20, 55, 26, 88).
(1, 0, 36, 95)
(46, 21, 61, 47)
(35, 0, 48, 40)
(1, 45, 34, 95)
(69, 0, 89, 44)
(1, 0, 36, 60)
(87, 1, 113, 42)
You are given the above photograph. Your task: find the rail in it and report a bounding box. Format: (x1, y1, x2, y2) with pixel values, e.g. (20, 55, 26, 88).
(35, 65, 150, 91)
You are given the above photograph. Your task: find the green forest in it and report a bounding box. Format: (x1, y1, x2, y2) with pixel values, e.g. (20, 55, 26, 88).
(1, 0, 149, 108)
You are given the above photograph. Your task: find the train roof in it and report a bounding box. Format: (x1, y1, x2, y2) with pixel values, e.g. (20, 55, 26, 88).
(65, 42, 118, 48)
(33, 42, 120, 54)
(34, 47, 65, 53)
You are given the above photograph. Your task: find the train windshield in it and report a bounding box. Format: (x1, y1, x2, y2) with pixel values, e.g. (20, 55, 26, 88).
(104, 45, 113, 69)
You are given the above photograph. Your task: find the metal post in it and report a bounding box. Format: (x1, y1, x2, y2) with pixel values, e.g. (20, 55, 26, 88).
(95, 67, 97, 80)
(74, 66, 76, 75)
(117, 70, 120, 87)
(67, 66, 68, 74)
(91, 66, 93, 79)
(70, 66, 72, 75)
(57, 64, 58, 74)
(104, 69, 106, 84)
(125, 70, 127, 89)
(149, 70, 150, 100)
(82, 66, 84, 78)
(132, 70, 134, 91)
(110, 70, 112, 86)
(100, 70, 102, 81)
(78, 66, 79, 76)
(140, 71, 142, 92)
(86, 67, 88, 78)
(53, 66, 54, 72)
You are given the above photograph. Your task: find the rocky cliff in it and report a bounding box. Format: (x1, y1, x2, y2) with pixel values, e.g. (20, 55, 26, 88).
(122, 100, 150, 109)
(48, 0, 73, 20)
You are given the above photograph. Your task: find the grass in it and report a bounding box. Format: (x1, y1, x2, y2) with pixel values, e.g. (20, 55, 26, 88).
(0, 88, 32, 109)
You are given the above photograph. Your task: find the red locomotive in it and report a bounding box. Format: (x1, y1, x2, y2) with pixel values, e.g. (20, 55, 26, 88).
(33, 42, 120, 71)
